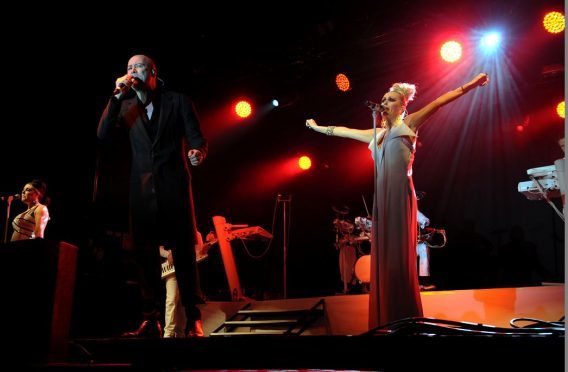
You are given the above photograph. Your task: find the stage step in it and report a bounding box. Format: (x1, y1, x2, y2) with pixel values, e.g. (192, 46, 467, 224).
(210, 299, 325, 336)
(237, 308, 321, 316)
(225, 319, 298, 326)
(212, 330, 288, 335)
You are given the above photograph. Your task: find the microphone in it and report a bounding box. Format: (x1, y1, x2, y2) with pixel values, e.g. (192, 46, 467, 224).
(113, 76, 141, 95)
(0, 193, 20, 202)
(365, 100, 386, 111)
(113, 82, 129, 95)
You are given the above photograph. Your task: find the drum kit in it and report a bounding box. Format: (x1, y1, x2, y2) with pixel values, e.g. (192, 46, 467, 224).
(332, 199, 448, 291)
(332, 206, 371, 293)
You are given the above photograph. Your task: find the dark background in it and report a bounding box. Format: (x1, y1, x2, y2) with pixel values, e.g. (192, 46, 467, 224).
(0, 1, 564, 335)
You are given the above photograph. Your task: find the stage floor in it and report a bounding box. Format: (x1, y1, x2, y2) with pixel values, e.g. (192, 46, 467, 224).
(201, 284, 565, 335)
(27, 285, 566, 370)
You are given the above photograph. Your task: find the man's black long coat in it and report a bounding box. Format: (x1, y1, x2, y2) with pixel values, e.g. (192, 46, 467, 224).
(97, 88, 207, 313)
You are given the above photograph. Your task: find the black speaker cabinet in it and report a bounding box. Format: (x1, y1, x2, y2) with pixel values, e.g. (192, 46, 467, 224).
(0, 239, 78, 363)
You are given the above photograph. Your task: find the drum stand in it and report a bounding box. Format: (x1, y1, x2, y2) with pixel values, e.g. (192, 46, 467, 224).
(341, 240, 348, 294)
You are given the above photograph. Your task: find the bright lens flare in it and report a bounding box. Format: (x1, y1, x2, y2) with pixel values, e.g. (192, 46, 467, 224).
(298, 156, 312, 170)
(440, 41, 462, 63)
(480, 33, 500, 48)
(543, 12, 565, 34)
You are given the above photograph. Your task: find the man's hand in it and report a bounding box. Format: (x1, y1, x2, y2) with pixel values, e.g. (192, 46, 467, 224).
(188, 149, 204, 166)
(114, 74, 134, 97)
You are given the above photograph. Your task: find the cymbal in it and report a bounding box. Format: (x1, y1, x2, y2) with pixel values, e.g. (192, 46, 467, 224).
(332, 205, 350, 215)
(334, 219, 354, 231)
(353, 236, 370, 241)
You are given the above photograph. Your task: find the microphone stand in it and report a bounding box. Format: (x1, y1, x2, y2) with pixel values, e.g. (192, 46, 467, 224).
(277, 194, 292, 299)
(370, 107, 380, 290)
(2, 195, 14, 243)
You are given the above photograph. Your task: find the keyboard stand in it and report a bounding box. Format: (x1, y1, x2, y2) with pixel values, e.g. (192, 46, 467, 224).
(212, 215, 273, 301)
(530, 175, 565, 222)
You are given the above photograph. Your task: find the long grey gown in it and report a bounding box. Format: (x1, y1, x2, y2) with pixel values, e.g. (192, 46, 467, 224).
(368, 122, 423, 329)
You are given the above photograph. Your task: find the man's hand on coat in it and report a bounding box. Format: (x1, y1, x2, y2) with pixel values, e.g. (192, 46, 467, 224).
(188, 149, 204, 166)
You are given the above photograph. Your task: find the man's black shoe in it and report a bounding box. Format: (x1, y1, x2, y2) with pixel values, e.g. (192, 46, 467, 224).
(121, 320, 163, 338)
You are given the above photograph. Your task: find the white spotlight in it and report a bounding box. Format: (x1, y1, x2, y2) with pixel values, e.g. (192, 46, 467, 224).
(480, 32, 501, 53)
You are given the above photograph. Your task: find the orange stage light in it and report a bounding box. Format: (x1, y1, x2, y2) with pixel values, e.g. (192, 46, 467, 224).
(556, 101, 565, 119)
(235, 101, 252, 118)
(543, 12, 565, 34)
(335, 73, 351, 92)
(298, 156, 312, 170)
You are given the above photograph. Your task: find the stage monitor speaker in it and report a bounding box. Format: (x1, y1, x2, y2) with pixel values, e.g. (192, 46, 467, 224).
(0, 239, 78, 363)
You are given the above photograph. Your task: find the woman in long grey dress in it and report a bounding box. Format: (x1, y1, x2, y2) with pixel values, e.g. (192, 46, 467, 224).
(305, 73, 489, 329)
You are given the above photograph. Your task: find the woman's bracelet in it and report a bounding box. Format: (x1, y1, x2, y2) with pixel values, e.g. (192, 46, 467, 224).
(326, 126, 336, 136)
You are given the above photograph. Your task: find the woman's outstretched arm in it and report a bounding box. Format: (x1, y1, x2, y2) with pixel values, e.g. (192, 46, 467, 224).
(406, 73, 489, 132)
(305, 119, 382, 143)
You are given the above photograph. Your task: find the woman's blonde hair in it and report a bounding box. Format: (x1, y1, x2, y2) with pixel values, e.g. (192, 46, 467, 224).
(390, 83, 417, 106)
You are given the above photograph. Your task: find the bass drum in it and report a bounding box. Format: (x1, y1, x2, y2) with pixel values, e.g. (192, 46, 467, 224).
(354, 255, 371, 283)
